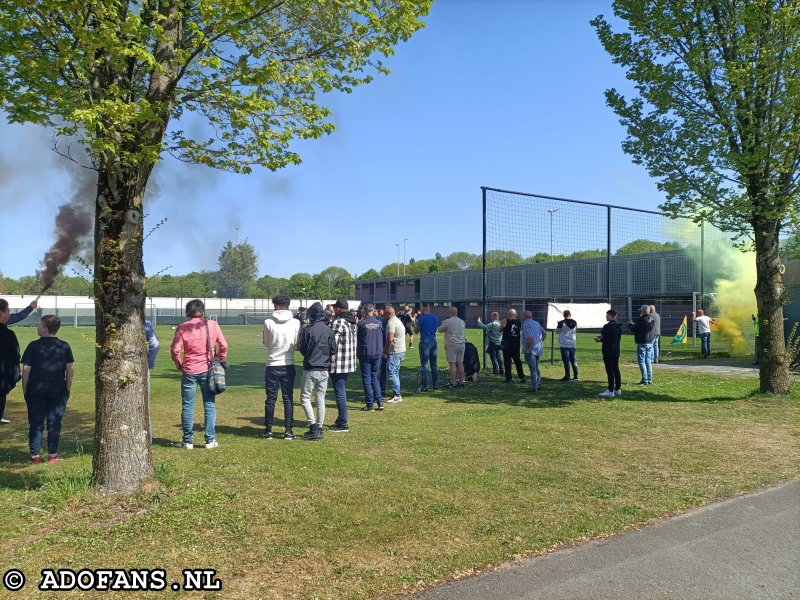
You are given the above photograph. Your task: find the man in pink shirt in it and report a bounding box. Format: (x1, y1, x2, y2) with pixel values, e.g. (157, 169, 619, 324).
(170, 299, 228, 449)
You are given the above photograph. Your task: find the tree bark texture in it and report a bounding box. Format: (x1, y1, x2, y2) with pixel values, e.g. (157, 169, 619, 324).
(92, 164, 153, 494)
(754, 224, 791, 394)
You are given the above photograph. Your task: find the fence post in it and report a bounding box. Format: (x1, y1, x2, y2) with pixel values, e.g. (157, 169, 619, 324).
(606, 206, 612, 304)
(482, 186, 488, 370)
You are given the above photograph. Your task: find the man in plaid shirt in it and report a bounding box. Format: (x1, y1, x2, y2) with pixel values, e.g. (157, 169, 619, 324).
(329, 299, 358, 432)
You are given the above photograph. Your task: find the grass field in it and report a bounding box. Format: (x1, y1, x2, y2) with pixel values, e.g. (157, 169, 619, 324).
(0, 324, 798, 599)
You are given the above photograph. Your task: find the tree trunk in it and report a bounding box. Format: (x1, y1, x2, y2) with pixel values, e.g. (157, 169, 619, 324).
(92, 163, 152, 494)
(754, 224, 791, 394)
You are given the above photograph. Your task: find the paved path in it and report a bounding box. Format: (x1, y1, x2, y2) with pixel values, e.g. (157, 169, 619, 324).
(656, 357, 800, 380)
(416, 480, 800, 600)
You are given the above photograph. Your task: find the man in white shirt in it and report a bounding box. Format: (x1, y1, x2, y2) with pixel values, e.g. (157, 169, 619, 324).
(691, 309, 717, 359)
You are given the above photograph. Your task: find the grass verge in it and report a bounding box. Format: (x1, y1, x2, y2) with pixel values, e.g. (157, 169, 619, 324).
(0, 325, 797, 599)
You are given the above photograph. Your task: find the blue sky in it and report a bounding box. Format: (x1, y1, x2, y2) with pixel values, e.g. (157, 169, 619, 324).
(0, 0, 666, 281)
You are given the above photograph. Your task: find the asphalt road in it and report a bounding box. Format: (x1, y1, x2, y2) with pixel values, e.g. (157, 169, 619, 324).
(416, 480, 800, 600)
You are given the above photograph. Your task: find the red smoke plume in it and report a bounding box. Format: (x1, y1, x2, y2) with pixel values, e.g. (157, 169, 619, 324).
(40, 204, 93, 292)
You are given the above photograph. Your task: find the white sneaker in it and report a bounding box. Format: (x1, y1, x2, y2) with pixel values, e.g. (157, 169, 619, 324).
(388, 396, 401, 403)
(598, 389, 615, 398)
(205, 440, 219, 449)
(180, 442, 193, 449)
(614, 389, 622, 397)
(0, 418, 10, 424)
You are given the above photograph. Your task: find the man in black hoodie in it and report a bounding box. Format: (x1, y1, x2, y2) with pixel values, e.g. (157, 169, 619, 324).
(298, 303, 337, 441)
(501, 308, 526, 384)
(595, 309, 623, 398)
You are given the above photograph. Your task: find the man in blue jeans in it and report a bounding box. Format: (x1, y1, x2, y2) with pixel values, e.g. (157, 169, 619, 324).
(691, 309, 717, 358)
(384, 306, 406, 403)
(415, 303, 440, 391)
(522, 311, 546, 392)
(628, 305, 655, 384)
(357, 303, 384, 411)
(329, 299, 357, 432)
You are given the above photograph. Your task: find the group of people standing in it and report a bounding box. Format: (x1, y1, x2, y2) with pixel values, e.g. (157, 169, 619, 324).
(597, 303, 662, 397)
(3, 293, 721, 459)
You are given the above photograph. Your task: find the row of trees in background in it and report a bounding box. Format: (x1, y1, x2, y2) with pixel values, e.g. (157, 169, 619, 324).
(4, 236, 798, 299)
(1, 241, 356, 300)
(363, 240, 684, 278)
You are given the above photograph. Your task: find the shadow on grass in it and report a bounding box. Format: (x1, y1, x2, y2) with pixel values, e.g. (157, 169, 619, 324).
(434, 374, 747, 406)
(0, 408, 95, 491)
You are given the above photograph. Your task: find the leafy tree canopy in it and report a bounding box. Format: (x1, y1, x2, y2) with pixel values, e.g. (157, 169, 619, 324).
(615, 240, 680, 256)
(217, 241, 258, 298)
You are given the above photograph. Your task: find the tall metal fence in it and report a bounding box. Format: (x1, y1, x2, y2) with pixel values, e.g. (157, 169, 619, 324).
(482, 187, 749, 357)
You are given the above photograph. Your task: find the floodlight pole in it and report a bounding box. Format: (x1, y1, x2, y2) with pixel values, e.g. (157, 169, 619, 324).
(395, 243, 400, 277)
(403, 237, 408, 276)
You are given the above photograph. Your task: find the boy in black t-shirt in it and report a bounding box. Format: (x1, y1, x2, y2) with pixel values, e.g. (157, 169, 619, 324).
(21, 315, 74, 464)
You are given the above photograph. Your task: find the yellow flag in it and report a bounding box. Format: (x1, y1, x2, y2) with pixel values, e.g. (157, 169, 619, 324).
(671, 316, 688, 344)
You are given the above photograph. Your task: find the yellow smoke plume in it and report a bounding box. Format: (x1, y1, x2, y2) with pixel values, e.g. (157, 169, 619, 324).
(711, 250, 757, 356)
(661, 219, 757, 356)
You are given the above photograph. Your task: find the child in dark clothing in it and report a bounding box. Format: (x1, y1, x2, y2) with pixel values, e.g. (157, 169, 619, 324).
(21, 315, 74, 464)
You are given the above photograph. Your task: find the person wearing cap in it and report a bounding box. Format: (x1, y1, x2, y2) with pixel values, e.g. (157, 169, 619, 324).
(329, 299, 357, 432)
(628, 305, 656, 385)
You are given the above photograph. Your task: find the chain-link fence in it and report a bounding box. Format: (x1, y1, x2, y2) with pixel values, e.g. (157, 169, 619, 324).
(483, 187, 750, 360)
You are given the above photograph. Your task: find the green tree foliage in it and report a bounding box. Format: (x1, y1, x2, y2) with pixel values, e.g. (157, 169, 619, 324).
(485, 250, 525, 268)
(615, 240, 680, 256)
(287, 273, 316, 302)
(358, 269, 380, 280)
(444, 251, 480, 271)
(567, 249, 608, 260)
(593, 0, 799, 394)
(315, 266, 354, 299)
(217, 241, 258, 298)
(379, 263, 400, 278)
(0, 0, 429, 493)
(255, 275, 290, 299)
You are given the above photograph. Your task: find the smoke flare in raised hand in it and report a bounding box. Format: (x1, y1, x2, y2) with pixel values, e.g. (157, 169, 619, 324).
(40, 204, 93, 292)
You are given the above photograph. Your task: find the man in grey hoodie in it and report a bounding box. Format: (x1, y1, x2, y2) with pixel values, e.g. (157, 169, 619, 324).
(263, 294, 301, 440)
